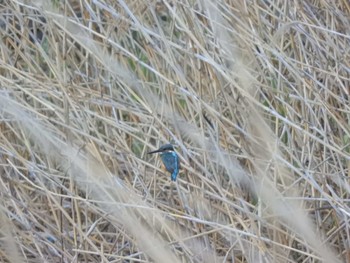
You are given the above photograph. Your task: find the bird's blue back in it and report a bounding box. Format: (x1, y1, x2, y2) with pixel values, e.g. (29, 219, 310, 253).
(160, 151, 179, 181)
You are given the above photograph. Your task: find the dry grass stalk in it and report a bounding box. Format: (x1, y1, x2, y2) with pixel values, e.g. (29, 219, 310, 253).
(0, 0, 349, 262)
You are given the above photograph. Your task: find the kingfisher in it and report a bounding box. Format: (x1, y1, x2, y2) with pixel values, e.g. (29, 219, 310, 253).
(148, 144, 180, 181)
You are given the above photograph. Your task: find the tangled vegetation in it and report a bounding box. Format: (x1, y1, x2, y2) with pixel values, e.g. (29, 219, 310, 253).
(0, 0, 349, 262)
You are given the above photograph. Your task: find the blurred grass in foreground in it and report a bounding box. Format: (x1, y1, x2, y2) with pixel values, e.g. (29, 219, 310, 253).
(0, 0, 349, 262)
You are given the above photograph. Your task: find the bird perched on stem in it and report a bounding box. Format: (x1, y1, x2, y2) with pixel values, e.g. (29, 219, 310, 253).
(148, 144, 180, 181)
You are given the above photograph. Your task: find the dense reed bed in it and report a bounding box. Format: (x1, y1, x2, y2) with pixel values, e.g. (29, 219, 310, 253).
(0, 0, 349, 262)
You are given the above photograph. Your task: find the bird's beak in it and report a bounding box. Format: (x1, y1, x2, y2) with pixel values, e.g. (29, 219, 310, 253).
(147, 149, 162, 154)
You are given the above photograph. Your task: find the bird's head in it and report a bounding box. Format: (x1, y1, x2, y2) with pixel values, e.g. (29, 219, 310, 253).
(148, 144, 174, 154)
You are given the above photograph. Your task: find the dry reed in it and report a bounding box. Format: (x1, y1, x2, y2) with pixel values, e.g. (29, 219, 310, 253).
(0, 0, 349, 262)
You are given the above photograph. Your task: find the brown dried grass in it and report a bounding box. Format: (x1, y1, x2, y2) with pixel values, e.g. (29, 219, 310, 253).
(0, 0, 349, 262)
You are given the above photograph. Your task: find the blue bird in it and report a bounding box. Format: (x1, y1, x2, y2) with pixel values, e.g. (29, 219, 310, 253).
(148, 144, 180, 181)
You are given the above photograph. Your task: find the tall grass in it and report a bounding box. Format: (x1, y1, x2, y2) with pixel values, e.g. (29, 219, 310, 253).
(0, 0, 349, 262)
